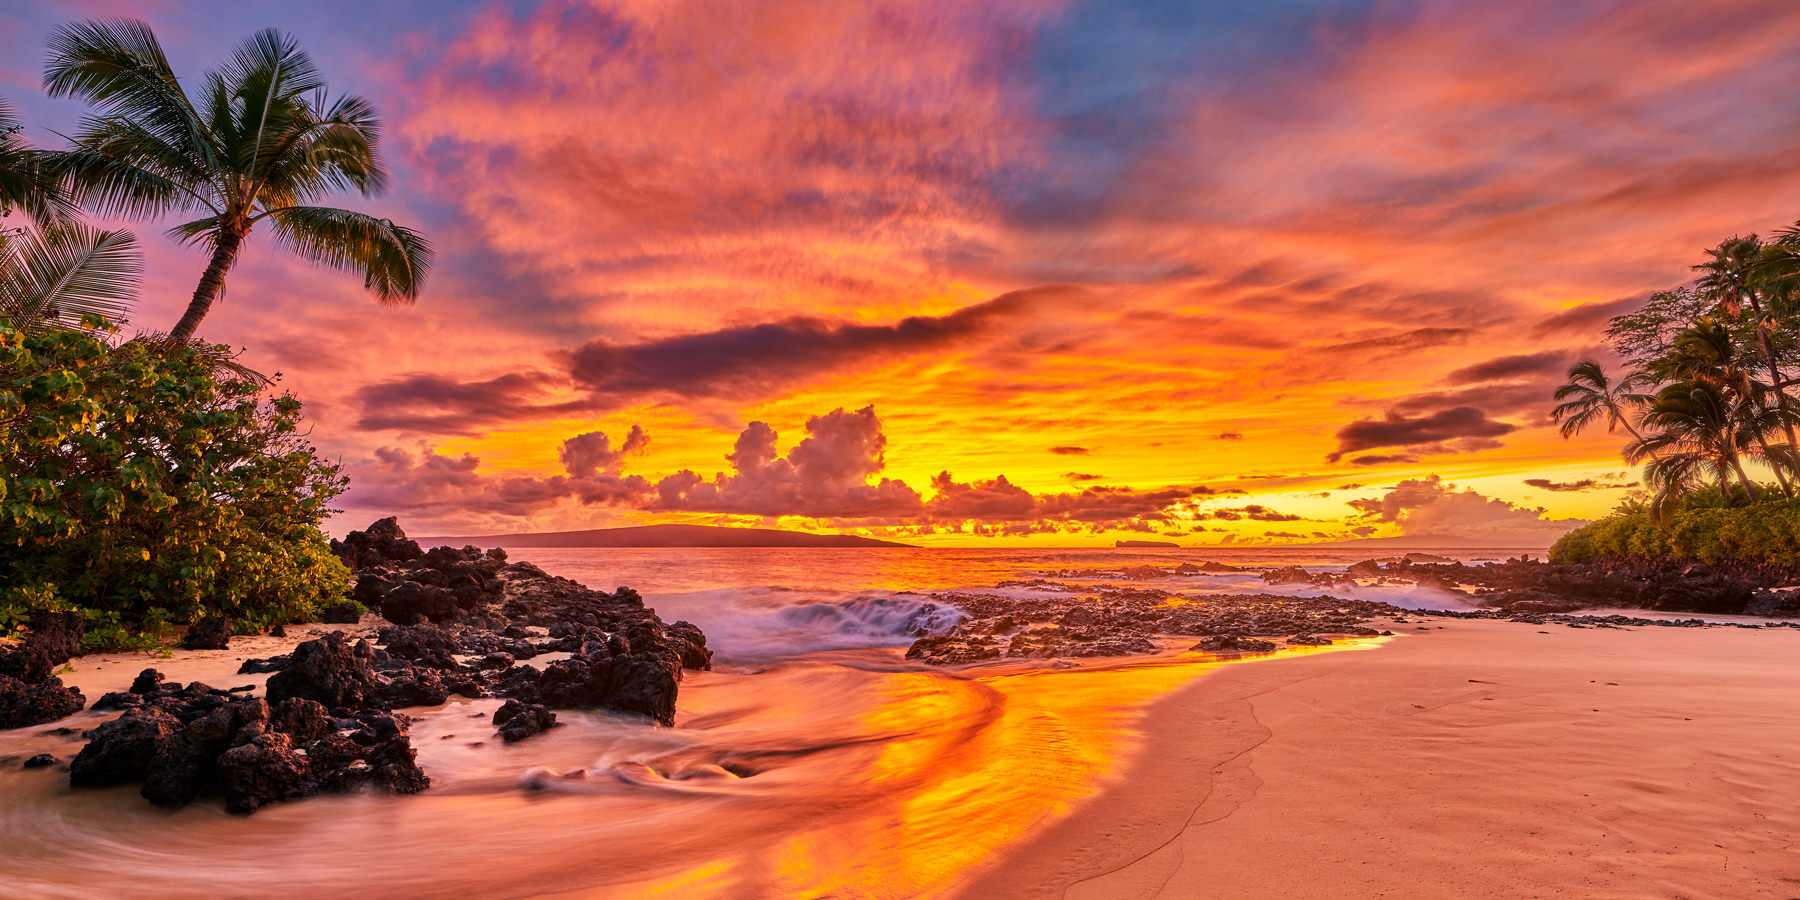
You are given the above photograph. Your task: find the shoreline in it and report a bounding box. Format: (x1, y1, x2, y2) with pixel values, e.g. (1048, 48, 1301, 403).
(957, 615, 1800, 898)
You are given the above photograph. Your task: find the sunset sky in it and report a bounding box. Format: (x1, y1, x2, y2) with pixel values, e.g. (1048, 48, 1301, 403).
(7, 0, 1800, 545)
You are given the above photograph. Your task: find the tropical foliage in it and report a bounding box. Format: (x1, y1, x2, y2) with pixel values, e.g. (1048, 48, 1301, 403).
(0, 318, 350, 648)
(1550, 491, 1800, 566)
(44, 18, 432, 341)
(0, 91, 145, 334)
(0, 95, 73, 228)
(0, 223, 142, 331)
(1550, 227, 1800, 561)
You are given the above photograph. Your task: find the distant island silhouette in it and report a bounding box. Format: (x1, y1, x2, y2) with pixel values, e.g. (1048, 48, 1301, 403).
(412, 523, 916, 549)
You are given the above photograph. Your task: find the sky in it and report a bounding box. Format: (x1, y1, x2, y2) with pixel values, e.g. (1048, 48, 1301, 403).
(6, 0, 1800, 546)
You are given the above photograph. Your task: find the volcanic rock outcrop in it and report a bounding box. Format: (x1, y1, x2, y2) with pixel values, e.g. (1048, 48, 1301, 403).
(0, 611, 87, 730)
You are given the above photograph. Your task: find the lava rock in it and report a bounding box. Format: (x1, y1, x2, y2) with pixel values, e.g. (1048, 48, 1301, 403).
(319, 601, 365, 624)
(0, 675, 86, 729)
(265, 632, 380, 709)
(379, 581, 462, 625)
(0, 610, 83, 683)
(69, 708, 183, 786)
(181, 616, 232, 651)
(1194, 635, 1278, 653)
(216, 733, 311, 814)
(493, 700, 557, 742)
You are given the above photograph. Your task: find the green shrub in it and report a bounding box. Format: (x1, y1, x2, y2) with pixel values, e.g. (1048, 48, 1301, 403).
(0, 318, 350, 648)
(1551, 494, 1800, 565)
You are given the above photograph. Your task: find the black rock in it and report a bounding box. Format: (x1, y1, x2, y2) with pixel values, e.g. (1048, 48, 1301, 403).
(22, 753, 56, 769)
(216, 733, 311, 814)
(238, 655, 290, 675)
(181, 616, 232, 651)
(493, 700, 557, 742)
(265, 633, 380, 709)
(379, 581, 462, 625)
(319, 601, 365, 624)
(1194, 635, 1278, 653)
(130, 668, 165, 695)
(0, 610, 83, 683)
(69, 708, 183, 786)
(0, 675, 86, 729)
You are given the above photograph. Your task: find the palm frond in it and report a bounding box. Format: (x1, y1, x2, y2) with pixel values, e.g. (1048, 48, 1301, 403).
(0, 97, 78, 228)
(0, 223, 142, 330)
(251, 95, 386, 202)
(45, 145, 212, 219)
(261, 205, 431, 302)
(43, 18, 218, 171)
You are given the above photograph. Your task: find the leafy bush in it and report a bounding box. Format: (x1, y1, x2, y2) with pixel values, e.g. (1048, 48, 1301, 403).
(1550, 493, 1800, 566)
(0, 318, 350, 648)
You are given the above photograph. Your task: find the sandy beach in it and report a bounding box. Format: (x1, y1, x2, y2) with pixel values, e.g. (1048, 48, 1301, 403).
(962, 617, 1800, 899)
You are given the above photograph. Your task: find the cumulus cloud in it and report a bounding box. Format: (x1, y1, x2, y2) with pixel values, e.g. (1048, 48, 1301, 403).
(1348, 476, 1588, 544)
(650, 406, 924, 518)
(1328, 407, 1518, 463)
(342, 444, 653, 522)
(560, 425, 650, 478)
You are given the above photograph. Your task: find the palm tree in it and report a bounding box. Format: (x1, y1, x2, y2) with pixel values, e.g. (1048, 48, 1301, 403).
(1630, 379, 1762, 508)
(1694, 236, 1800, 459)
(1552, 360, 1656, 454)
(0, 221, 141, 332)
(0, 95, 74, 228)
(43, 19, 431, 342)
(1654, 320, 1796, 497)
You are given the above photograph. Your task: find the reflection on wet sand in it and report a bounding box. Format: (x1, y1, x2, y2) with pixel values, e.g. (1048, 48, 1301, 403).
(0, 640, 1375, 899)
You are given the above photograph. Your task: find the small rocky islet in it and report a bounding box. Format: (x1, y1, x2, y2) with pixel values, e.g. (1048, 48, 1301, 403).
(2, 518, 713, 814)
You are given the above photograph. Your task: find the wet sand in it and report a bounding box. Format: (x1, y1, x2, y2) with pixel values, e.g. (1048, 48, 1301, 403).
(0, 623, 1369, 899)
(6, 617, 1797, 897)
(961, 617, 1800, 899)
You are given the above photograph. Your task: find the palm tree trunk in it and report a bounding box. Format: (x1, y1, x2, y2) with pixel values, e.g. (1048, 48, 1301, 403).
(1745, 294, 1800, 457)
(1617, 417, 1661, 463)
(1754, 433, 1795, 497)
(1729, 451, 1760, 502)
(169, 227, 246, 342)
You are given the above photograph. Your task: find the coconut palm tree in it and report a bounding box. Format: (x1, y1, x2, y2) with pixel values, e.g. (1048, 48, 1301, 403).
(1629, 379, 1762, 508)
(0, 95, 74, 229)
(43, 19, 431, 342)
(1552, 360, 1656, 450)
(1694, 236, 1800, 457)
(0, 221, 141, 332)
(1653, 320, 1796, 497)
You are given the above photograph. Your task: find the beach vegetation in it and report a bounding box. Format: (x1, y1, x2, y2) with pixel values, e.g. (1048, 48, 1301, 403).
(0, 318, 350, 648)
(1550, 226, 1800, 561)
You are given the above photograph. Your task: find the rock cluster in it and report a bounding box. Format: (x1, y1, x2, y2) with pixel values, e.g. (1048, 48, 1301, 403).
(48, 518, 713, 814)
(74, 668, 427, 813)
(322, 520, 710, 725)
(0, 611, 87, 730)
(1339, 555, 1796, 615)
(905, 586, 1393, 664)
